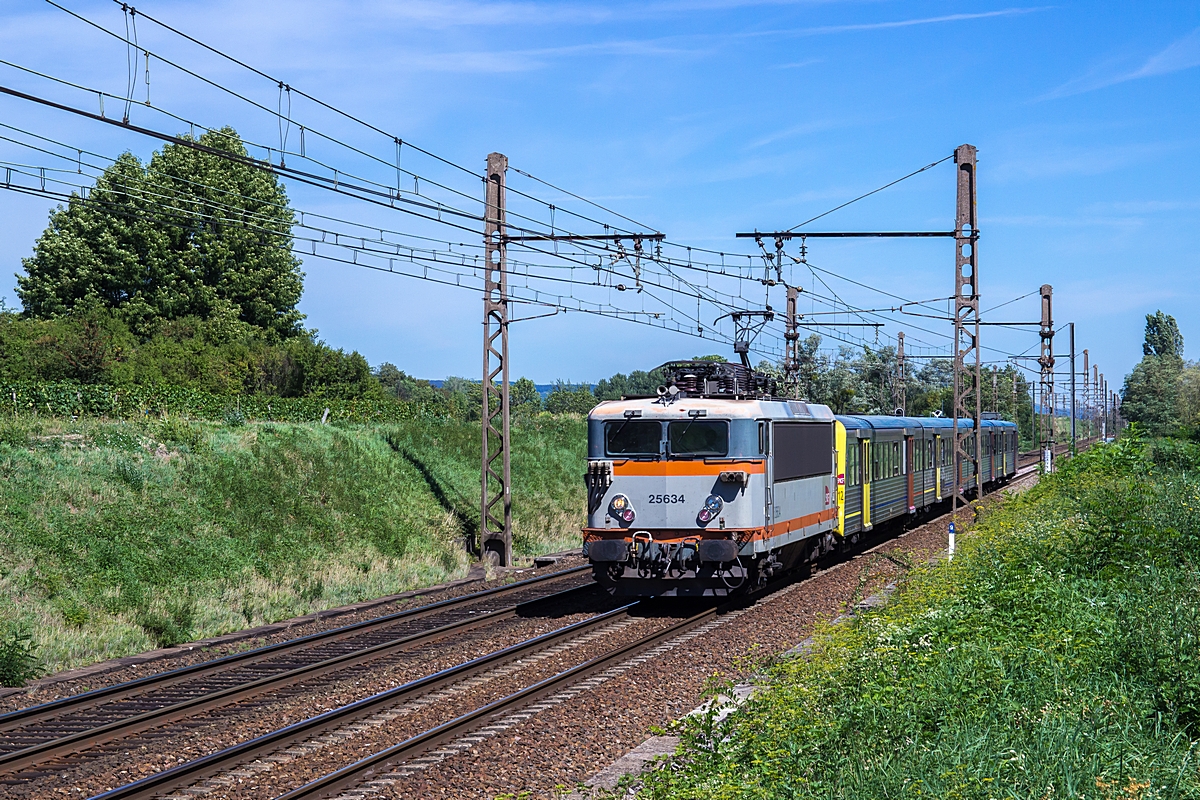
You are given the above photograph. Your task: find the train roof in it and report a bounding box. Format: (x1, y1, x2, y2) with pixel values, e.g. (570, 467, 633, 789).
(837, 414, 1018, 431)
(588, 398, 1016, 430)
(589, 396, 835, 422)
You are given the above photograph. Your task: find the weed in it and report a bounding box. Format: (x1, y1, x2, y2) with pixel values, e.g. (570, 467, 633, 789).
(136, 599, 196, 649)
(155, 417, 205, 452)
(0, 623, 41, 687)
(0, 420, 29, 448)
(112, 455, 147, 490)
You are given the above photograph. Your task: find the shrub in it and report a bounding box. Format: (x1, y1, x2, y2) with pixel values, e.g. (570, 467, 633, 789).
(0, 623, 41, 687)
(136, 600, 197, 649)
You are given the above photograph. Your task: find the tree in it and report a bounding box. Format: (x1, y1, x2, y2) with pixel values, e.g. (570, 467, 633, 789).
(545, 385, 596, 414)
(1144, 310, 1183, 358)
(594, 368, 669, 401)
(1122, 310, 1185, 436)
(511, 377, 542, 410)
(18, 127, 304, 338)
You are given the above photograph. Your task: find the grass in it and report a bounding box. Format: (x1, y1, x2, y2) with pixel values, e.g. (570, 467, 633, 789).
(638, 435, 1200, 799)
(0, 413, 586, 678)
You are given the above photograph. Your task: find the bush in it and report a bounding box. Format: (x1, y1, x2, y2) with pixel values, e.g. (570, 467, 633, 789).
(136, 600, 197, 649)
(0, 623, 41, 687)
(155, 417, 205, 451)
(641, 439, 1200, 798)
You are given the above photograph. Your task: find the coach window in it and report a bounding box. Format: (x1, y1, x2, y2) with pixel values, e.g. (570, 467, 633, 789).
(668, 420, 728, 458)
(892, 442, 901, 476)
(605, 420, 662, 457)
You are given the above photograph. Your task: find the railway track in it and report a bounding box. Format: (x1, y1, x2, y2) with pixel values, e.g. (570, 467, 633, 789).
(90, 586, 767, 800)
(0, 565, 595, 787)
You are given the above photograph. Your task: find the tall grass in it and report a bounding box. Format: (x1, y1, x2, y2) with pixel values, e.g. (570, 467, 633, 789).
(0, 414, 585, 677)
(640, 436, 1200, 799)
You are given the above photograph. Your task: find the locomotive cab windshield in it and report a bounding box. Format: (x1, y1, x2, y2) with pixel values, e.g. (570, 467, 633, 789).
(667, 420, 728, 458)
(603, 419, 732, 459)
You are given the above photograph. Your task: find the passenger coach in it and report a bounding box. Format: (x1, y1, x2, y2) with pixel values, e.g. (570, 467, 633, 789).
(583, 361, 1018, 596)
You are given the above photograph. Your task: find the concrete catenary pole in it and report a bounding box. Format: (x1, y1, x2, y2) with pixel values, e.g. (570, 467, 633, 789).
(1038, 285, 1055, 471)
(481, 152, 513, 566)
(951, 144, 981, 559)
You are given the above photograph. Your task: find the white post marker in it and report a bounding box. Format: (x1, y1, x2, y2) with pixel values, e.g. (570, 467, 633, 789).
(948, 521, 956, 560)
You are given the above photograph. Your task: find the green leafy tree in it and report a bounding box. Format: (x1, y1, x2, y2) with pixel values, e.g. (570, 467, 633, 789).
(1179, 363, 1200, 433)
(18, 127, 304, 338)
(1144, 310, 1183, 357)
(1122, 311, 1185, 436)
(594, 367, 669, 401)
(545, 384, 596, 414)
(511, 377, 542, 410)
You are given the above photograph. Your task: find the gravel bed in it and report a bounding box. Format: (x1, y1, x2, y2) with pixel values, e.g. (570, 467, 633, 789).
(4, 585, 615, 799)
(203, 612, 689, 800)
(0, 555, 587, 715)
(369, 483, 1038, 799)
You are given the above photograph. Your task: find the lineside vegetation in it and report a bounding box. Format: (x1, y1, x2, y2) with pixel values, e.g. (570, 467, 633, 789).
(637, 434, 1200, 799)
(0, 414, 584, 679)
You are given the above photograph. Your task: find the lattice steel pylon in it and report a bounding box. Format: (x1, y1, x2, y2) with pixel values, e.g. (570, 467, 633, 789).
(894, 331, 906, 415)
(481, 152, 512, 567)
(1038, 284, 1055, 468)
(951, 144, 981, 555)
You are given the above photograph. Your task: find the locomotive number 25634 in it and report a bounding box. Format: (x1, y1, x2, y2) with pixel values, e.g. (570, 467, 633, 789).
(647, 494, 686, 504)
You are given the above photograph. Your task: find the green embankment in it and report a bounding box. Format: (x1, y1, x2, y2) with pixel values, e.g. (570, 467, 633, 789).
(0, 415, 585, 677)
(640, 437, 1200, 799)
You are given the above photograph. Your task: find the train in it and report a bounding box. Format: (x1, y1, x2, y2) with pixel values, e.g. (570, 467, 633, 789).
(582, 360, 1019, 596)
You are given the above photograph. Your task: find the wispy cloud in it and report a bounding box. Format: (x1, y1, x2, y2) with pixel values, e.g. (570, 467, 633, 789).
(757, 7, 1046, 38)
(353, 0, 879, 29)
(746, 118, 843, 148)
(363, 7, 1041, 74)
(1044, 27, 1200, 99)
(371, 36, 702, 73)
(990, 140, 1187, 182)
(771, 58, 822, 69)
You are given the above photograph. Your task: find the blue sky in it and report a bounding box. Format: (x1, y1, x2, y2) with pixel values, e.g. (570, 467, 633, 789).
(0, 1, 1197, 390)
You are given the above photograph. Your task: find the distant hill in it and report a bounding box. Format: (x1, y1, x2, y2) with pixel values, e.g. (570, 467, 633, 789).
(427, 380, 593, 400)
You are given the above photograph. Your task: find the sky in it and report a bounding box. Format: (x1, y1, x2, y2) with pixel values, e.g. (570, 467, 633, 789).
(0, 0, 1197, 390)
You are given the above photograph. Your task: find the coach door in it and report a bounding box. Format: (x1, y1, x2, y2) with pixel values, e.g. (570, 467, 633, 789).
(990, 432, 997, 482)
(861, 438, 872, 530)
(905, 435, 915, 512)
(934, 434, 943, 502)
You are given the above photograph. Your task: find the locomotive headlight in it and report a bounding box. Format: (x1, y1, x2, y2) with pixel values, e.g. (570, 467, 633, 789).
(609, 494, 635, 523)
(697, 494, 723, 524)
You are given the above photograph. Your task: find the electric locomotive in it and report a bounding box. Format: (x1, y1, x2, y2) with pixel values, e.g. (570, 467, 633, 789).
(583, 360, 1018, 596)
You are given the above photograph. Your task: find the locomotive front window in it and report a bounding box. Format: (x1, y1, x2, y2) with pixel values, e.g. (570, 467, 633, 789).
(605, 420, 661, 456)
(667, 420, 728, 457)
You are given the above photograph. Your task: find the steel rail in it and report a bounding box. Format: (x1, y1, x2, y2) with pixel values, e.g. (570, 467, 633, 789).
(89, 602, 642, 800)
(276, 604, 720, 800)
(0, 566, 590, 775)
